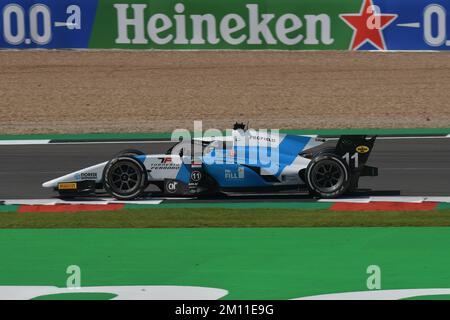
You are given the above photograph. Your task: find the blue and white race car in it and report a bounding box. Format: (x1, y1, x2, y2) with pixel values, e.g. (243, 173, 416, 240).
(42, 123, 378, 200)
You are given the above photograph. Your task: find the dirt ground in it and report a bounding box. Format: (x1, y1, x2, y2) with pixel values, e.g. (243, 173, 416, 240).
(0, 50, 449, 135)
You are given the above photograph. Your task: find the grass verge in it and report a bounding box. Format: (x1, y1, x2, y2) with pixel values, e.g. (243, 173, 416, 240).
(1, 127, 449, 141)
(1, 208, 450, 228)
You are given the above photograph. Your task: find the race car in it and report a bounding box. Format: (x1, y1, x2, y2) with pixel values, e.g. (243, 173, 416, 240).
(42, 123, 378, 200)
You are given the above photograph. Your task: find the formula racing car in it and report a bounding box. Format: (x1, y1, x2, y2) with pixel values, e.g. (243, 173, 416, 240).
(42, 123, 378, 200)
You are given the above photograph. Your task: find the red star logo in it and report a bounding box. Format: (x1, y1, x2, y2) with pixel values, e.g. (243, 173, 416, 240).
(340, 0, 397, 50)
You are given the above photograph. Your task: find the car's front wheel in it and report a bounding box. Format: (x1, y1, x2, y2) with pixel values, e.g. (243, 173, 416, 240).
(305, 154, 350, 199)
(103, 157, 147, 200)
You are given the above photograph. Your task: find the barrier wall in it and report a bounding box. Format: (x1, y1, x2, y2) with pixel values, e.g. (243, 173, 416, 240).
(1, 0, 450, 50)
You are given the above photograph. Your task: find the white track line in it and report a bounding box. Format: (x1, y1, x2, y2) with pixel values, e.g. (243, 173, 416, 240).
(319, 196, 450, 203)
(112, 200, 163, 205)
(2, 199, 163, 205)
(3, 196, 450, 206)
(0, 140, 172, 146)
(369, 196, 425, 203)
(423, 197, 450, 203)
(0, 140, 51, 145)
(3, 199, 60, 205)
(318, 198, 371, 203)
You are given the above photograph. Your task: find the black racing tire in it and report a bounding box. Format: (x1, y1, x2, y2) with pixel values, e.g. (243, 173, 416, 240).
(305, 153, 350, 199)
(313, 147, 360, 193)
(112, 149, 150, 191)
(103, 156, 147, 200)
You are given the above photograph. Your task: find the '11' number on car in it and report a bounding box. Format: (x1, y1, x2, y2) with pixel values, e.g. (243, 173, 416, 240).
(342, 152, 359, 168)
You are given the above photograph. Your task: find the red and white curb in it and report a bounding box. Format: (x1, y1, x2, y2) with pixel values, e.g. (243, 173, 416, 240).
(2, 196, 450, 206)
(0, 196, 449, 213)
(0, 199, 163, 213)
(319, 196, 450, 203)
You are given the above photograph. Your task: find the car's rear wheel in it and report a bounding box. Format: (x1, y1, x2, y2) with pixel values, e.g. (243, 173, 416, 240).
(306, 154, 350, 198)
(103, 157, 147, 200)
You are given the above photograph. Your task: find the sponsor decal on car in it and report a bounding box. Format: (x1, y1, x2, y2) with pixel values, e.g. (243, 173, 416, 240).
(225, 167, 245, 179)
(249, 135, 276, 143)
(158, 157, 172, 164)
(75, 172, 98, 180)
(166, 180, 178, 193)
(58, 182, 77, 190)
(150, 164, 181, 170)
(151, 158, 180, 170)
(191, 171, 202, 182)
(356, 145, 370, 154)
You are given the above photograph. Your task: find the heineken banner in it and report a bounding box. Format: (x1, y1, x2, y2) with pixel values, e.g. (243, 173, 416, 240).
(1, 0, 450, 50)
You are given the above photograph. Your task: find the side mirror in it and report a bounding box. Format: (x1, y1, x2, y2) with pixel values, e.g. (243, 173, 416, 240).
(179, 148, 184, 157)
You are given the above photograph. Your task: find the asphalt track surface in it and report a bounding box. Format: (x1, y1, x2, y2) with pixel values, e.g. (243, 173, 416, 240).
(0, 138, 449, 200)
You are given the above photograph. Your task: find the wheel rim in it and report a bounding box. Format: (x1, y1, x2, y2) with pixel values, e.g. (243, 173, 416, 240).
(109, 161, 141, 195)
(310, 160, 345, 193)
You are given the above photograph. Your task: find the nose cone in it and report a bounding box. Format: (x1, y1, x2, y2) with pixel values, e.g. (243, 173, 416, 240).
(42, 180, 54, 188)
(41, 161, 108, 189)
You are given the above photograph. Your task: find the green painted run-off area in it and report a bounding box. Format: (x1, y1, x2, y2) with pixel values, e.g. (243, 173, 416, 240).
(1, 227, 450, 299)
